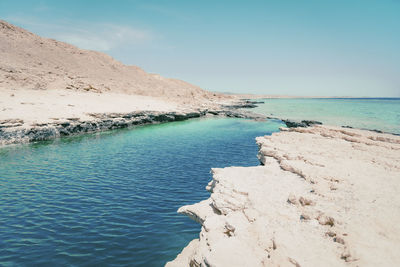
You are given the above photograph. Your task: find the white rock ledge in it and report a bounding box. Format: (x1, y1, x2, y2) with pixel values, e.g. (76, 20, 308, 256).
(167, 125, 400, 267)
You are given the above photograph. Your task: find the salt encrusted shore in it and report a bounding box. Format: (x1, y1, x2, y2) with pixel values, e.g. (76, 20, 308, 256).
(0, 90, 265, 146)
(167, 125, 400, 266)
(0, 108, 265, 146)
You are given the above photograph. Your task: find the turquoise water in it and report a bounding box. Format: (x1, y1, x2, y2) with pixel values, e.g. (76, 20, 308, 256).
(253, 98, 400, 134)
(0, 118, 284, 266)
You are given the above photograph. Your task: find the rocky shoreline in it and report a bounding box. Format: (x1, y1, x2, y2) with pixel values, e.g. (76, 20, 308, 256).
(0, 94, 327, 147)
(0, 103, 266, 146)
(167, 125, 400, 266)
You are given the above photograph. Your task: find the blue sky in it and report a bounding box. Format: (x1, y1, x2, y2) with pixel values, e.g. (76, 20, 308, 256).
(1, 0, 399, 97)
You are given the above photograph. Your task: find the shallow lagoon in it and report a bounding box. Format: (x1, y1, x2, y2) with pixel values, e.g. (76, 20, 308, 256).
(0, 117, 284, 266)
(254, 98, 400, 134)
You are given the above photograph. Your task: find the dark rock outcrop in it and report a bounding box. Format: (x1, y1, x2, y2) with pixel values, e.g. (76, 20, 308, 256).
(222, 100, 264, 109)
(0, 103, 267, 146)
(283, 119, 323, 128)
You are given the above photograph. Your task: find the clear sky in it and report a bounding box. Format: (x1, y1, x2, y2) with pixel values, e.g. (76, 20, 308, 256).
(1, 0, 399, 97)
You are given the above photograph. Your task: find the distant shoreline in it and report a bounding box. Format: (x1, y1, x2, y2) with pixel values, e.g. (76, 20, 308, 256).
(228, 93, 400, 100)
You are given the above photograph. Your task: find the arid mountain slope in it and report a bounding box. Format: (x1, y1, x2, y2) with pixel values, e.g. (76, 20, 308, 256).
(0, 20, 221, 103)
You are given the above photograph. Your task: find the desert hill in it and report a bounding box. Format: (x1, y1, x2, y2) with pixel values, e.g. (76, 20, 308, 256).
(0, 20, 221, 103)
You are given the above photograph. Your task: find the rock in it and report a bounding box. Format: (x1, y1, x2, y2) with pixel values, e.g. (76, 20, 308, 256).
(301, 120, 323, 126)
(326, 231, 336, 237)
(283, 119, 323, 128)
(317, 215, 335, 226)
(283, 120, 308, 128)
(287, 193, 298, 205)
(298, 196, 314, 206)
(333, 237, 346, 245)
(0, 107, 268, 145)
(168, 125, 400, 266)
(222, 100, 261, 109)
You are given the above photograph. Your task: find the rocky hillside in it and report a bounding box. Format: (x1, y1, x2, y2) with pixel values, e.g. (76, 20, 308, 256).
(0, 20, 219, 102)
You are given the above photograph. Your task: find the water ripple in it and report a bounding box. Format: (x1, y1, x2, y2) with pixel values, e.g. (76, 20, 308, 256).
(0, 118, 283, 266)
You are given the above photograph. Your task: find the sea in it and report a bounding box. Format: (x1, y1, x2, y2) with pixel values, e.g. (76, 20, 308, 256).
(253, 98, 400, 135)
(0, 118, 284, 266)
(0, 98, 399, 266)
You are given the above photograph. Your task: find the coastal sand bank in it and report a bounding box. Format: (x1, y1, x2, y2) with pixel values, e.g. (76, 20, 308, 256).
(0, 88, 265, 146)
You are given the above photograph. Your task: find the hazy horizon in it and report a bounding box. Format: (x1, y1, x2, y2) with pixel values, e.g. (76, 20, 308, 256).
(1, 0, 399, 97)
